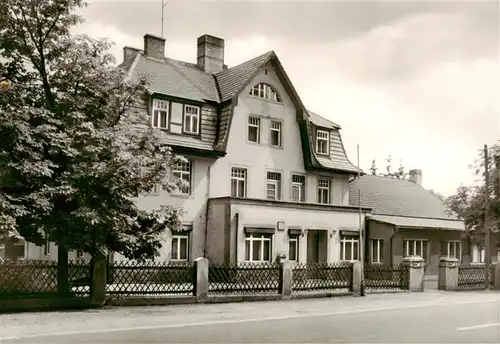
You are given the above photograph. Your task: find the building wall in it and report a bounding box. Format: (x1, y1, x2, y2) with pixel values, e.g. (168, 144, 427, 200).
(367, 220, 466, 275)
(217, 200, 366, 264)
(128, 156, 214, 261)
(209, 62, 350, 205)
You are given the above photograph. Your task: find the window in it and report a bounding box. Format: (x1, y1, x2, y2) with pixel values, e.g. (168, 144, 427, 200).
(472, 244, 485, 263)
(248, 117, 260, 143)
(231, 167, 247, 197)
(249, 83, 281, 102)
(448, 241, 461, 261)
(403, 239, 429, 260)
(266, 172, 282, 200)
(340, 235, 359, 261)
(171, 232, 189, 261)
(316, 130, 329, 155)
(151, 99, 169, 129)
(245, 233, 272, 262)
(172, 161, 192, 195)
(289, 235, 299, 262)
(44, 239, 50, 256)
(147, 184, 161, 196)
(291, 174, 306, 202)
(269, 121, 282, 147)
(317, 177, 331, 204)
(371, 239, 384, 263)
(183, 105, 200, 134)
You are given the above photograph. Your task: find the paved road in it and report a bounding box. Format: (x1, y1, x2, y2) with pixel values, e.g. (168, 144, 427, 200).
(2, 291, 500, 343)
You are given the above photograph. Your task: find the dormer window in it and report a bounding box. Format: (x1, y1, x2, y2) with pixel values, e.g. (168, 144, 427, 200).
(152, 99, 169, 129)
(316, 129, 330, 155)
(249, 83, 281, 103)
(183, 105, 200, 135)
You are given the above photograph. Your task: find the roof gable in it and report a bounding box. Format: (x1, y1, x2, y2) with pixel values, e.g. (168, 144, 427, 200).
(349, 175, 458, 220)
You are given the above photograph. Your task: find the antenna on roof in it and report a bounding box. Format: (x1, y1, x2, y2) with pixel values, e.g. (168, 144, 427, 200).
(161, 0, 168, 38)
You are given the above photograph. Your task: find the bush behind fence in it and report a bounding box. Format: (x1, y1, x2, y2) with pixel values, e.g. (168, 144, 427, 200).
(291, 262, 352, 292)
(364, 263, 409, 291)
(0, 260, 90, 299)
(457, 264, 495, 290)
(208, 261, 280, 294)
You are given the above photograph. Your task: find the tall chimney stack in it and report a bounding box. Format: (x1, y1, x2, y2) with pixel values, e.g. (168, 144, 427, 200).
(144, 34, 165, 60)
(197, 35, 224, 74)
(409, 169, 423, 185)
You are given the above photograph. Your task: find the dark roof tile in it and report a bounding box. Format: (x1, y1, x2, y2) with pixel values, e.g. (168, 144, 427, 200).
(349, 175, 458, 220)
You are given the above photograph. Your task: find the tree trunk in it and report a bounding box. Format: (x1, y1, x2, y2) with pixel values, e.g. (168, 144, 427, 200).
(57, 247, 70, 296)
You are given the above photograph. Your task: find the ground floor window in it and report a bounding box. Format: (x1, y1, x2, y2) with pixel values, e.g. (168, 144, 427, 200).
(245, 233, 272, 262)
(370, 239, 384, 263)
(340, 235, 359, 261)
(447, 240, 461, 261)
(171, 231, 189, 261)
(403, 239, 429, 260)
(471, 244, 485, 263)
(1, 239, 25, 261)
(288, 235, 299, 262)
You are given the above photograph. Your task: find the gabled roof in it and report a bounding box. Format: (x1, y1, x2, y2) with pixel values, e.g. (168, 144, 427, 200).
(121, 43, 360, 175)
(215, 51, 275, 103)
(349, 175, 464, 230)
(121, 53, 219, 102)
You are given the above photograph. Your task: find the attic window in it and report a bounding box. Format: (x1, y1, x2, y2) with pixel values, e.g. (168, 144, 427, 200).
(249, 83, 281, 103)
(152, 99, 169, 129)
(316, 130, 329, 155)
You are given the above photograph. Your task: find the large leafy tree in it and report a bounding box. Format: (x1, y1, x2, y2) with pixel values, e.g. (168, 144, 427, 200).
(0, 0, 185, 262)
(446, 143, 500, 248)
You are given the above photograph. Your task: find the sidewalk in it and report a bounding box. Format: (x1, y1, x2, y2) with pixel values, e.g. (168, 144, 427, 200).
(1, 290, 499, 340)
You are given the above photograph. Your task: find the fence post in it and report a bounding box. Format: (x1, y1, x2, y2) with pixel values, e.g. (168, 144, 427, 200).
(492, 262, 500, 290)
(438, 256, 459, 291)
(402, 256, 425, 292)
(90, 253, 107, 308)
(279, 261, 292, 298)
(351, 261, 362, 296)
(193, 257, 209, 302)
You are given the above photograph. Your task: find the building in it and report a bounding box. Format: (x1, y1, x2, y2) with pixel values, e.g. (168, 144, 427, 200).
(349, 170, 465, 276)
(117, 33, 371, 265)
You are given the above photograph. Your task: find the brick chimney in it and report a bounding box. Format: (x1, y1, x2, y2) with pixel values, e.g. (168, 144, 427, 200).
(197, 34, 224, 74)
(409, 169, 422, 185)
(144, 34, 165, 60)
(123, 46, 140, 62)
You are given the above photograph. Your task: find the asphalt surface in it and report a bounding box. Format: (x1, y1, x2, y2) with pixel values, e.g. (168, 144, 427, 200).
(2, 291, 500, 343)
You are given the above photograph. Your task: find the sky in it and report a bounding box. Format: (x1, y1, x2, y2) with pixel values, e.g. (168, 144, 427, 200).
(74, 0, 499, 196)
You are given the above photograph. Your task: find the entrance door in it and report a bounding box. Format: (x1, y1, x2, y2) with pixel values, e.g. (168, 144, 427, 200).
(306, 230, 327, 264)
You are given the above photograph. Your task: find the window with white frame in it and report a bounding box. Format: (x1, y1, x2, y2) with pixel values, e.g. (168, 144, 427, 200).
(151, 99, 169, 129)
(266, 172, 282, 200)
(147, 184, 161, 196)
(340, 235, 359, 261)
(315, 130, 329, 155)
(447, 241, 462, 260)
(172, 161, 192, 195)
(371, 239, 384, 263)
(183, 105, 200, 134)
(403, 239, 429, 260)
(249, 83, 282, 103)
(171, 232, 189, 261)
(288, 235, 299, 262)
(231, 167, 247, 197)
(317, 177, 331, 204)
(245, 233, 272, 262)
(269, 120, 282, 147)
(248, 117, 260, 143)
(472, 244, 485, 263)
(291, 174, 306, 202)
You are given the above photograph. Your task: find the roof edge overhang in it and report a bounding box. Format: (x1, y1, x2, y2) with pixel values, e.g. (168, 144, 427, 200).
(367, 214, 465, 231)
(171, 145, 226, 158)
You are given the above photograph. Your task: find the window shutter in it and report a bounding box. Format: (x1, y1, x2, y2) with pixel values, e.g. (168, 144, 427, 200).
(440, 241, 447, 256)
